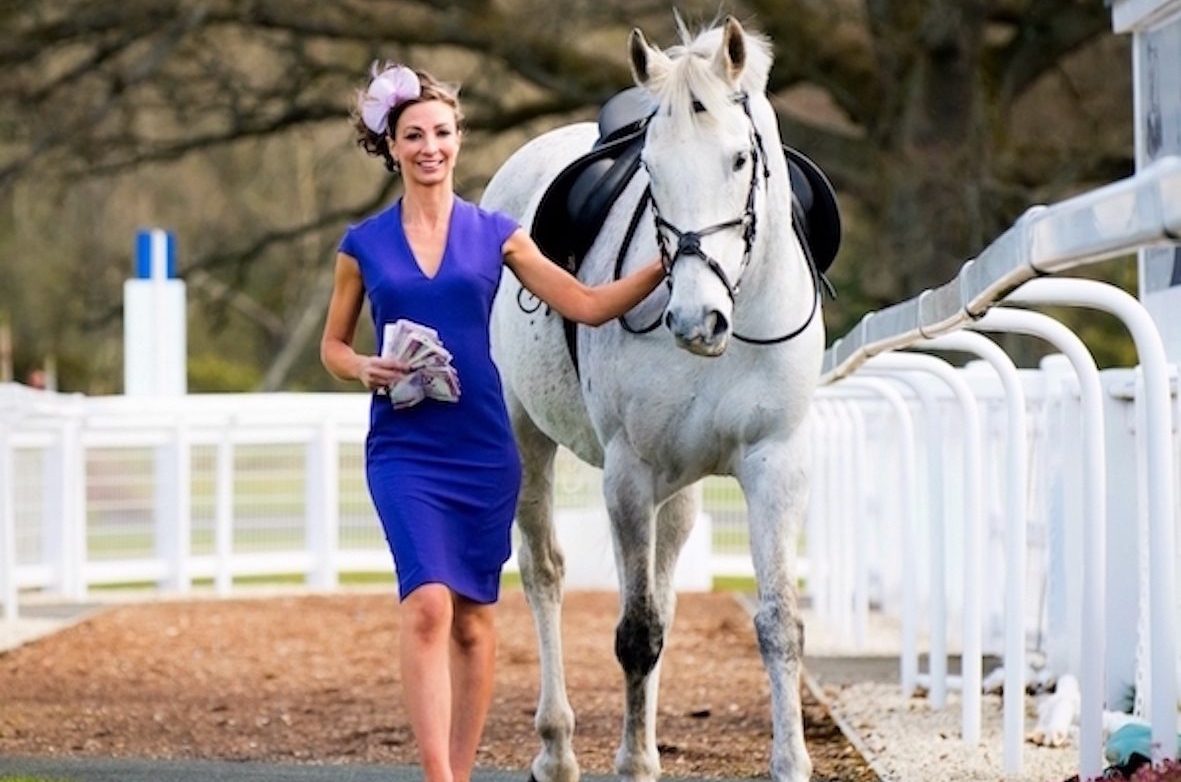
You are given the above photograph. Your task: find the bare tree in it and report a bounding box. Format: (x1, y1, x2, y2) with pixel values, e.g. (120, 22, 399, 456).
(0, 0, 1128, 391)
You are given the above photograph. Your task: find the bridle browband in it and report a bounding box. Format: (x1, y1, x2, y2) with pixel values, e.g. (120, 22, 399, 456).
(620, 91, 822, 345)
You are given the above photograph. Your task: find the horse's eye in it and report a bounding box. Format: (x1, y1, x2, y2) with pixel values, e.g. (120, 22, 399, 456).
(733, 152, 748, 172)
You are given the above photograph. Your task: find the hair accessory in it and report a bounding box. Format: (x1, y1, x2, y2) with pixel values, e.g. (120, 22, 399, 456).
(361, 63, 422, 134)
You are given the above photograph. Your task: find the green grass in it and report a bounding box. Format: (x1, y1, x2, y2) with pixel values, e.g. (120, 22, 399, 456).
(501, 572, 755, 593)
(88, 570, 398, 592)
(81, 570, 758, 601)
(711, 574, 756, 593)
(0, 776, 68, 782)
(701, 476, 747, 511)
(73, 453, 759, 593)
(86, 523, 750, 558)
(340, 571, 396, 585)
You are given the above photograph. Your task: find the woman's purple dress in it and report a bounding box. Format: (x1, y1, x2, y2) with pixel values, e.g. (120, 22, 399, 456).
(339, 197, 521, 603)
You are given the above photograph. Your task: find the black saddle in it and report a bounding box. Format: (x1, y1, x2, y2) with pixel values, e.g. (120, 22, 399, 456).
(532, 89, 656, 274)
(532, 87, 842, 280)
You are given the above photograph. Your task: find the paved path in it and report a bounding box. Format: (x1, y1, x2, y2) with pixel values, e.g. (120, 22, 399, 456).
(0, 756, 760, 781)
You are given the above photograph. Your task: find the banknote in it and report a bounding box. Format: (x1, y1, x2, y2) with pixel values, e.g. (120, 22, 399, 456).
(380, 319, 460, 408)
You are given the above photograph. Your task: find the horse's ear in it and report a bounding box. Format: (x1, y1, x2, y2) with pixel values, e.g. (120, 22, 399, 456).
(713, 16, 747, 85)
(629, 28, 667, 88)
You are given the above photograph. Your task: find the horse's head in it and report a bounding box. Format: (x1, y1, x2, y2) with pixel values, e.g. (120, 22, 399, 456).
(630, 17, 773, 357)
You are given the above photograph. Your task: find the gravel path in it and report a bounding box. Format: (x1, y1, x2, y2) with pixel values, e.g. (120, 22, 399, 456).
(800, 608, 1080, 782)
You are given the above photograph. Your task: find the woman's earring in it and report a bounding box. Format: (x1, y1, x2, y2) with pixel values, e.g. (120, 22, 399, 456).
(386, 135, 400, 174)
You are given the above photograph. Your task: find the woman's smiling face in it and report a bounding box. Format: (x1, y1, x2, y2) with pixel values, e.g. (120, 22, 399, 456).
(389, 100, 460, 185)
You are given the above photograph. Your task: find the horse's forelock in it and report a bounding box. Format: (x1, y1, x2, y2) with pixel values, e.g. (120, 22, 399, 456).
(649, 22, 772, 134)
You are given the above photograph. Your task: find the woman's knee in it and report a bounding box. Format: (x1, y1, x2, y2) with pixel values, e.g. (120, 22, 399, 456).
(401, 583, 453, 641)
(451, 600, 495, 651)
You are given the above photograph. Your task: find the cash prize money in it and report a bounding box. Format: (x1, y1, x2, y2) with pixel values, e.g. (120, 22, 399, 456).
(381, 319, 461, 409)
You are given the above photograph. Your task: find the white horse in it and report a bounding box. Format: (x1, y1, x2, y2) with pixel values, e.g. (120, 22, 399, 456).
(481, 17, 823, 782)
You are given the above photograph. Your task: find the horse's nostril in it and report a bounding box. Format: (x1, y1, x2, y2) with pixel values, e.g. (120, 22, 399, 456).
(664, 311, 676, 331)
(710, 311, 729, 340)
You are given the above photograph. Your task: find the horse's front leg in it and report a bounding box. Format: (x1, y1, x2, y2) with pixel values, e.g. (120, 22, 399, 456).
(602, 440, 664, 782)
(510, 395, 579, 782)
(736, 433, 813, 782)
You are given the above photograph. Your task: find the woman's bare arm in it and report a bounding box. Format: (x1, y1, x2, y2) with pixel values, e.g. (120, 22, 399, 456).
(320, 252, 409, 390)
(502, 229, 665, 326)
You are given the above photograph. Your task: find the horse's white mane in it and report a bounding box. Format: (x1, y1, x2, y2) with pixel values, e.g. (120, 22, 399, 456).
(648, 19, 773, 133)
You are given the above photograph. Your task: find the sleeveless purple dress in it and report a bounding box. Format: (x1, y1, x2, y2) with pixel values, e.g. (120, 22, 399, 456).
(339, 197, 522, 603)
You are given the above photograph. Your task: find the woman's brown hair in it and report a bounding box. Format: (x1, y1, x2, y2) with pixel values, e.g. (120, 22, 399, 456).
(352, 64, 464, 173)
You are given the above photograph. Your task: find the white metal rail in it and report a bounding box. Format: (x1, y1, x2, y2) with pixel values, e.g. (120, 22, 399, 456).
(820, 158, 1181, 770)
(972, 304, 1108, 780)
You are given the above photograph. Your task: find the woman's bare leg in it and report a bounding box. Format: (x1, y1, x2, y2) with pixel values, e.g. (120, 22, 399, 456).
(448, 593, 498, 782)
(400, 583, 455, 782)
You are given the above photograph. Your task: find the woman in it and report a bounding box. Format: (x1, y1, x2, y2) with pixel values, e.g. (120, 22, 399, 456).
(320, 63, 665, 782)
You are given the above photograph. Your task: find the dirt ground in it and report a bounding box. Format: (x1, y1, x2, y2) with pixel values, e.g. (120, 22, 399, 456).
(0, 590, 876, 781)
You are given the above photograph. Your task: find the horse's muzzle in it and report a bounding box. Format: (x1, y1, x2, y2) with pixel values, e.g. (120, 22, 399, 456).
(665, 308, 731, 356)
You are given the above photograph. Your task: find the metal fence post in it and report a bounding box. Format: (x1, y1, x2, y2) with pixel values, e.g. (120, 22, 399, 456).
(868, 352, 985, 745)
(867, 369, 951, 709)
(973, 305, 1107, 780)
(804, 407, 829, 619)
(306, 416, 339, 590)
(841, 400, 871, 650)
(60, 416, 85, 601)
(919, 330, 1028, 775)
(156, 416, 192, 593)
(837, 378, 920, 695)
(214, 421, 234, 596)
(1007, 277, 1177, 763)
(1, 420, 17, 621)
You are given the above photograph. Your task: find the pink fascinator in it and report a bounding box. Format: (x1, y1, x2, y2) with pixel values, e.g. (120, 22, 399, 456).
(361, 63, 422, 134)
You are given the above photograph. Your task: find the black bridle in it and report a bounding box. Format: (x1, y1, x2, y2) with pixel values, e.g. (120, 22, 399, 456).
(621, 91, 822, 345)
(648, 93, 768, 301)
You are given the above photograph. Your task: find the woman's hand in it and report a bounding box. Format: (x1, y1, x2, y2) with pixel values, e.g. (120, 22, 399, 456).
(357, 356, 412, 392)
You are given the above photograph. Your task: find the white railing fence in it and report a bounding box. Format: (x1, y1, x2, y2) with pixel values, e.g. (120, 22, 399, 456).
(807, 148, 1181, 779)
(0, 386, 766, 616)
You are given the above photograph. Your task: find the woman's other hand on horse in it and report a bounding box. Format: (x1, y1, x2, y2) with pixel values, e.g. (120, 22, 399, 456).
(358, 356, 411, 391)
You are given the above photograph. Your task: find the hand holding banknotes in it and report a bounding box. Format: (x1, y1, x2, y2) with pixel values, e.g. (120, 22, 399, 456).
(356, 355, 411, 391)
(380, 319, 461, 409)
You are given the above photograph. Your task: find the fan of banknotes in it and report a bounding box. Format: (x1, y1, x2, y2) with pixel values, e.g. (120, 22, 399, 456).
(380, 319, 460, 409)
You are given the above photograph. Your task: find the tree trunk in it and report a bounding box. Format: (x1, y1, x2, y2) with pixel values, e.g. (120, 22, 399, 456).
(865, 1, 989, 302)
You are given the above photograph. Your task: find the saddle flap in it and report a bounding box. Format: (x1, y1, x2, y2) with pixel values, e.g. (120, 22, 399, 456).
(532, 126, 648, 272)
(784, 146, 841, 276)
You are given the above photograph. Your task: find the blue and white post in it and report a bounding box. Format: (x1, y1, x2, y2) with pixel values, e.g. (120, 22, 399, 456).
(124, 229, 191, 592)
(123, 229, 186, 396)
